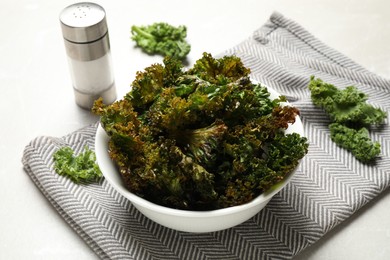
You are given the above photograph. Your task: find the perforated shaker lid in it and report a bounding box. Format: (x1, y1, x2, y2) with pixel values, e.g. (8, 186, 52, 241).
(60, 2, 107, 43)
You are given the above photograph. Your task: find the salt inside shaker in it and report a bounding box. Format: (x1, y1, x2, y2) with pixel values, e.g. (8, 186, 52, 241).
(60, 2, 116, 109)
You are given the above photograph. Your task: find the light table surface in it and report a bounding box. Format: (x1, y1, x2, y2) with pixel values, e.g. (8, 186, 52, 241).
(1, 0, 389, 259)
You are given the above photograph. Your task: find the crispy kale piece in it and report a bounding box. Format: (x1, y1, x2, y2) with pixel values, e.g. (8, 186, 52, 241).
(93, 53, 308, 210)
(308, 76, 387, 162)
(131, 22, 191, 60)
(177, 120, 228, 165)
(125, 63, 165, 109)
(188, 53, 251, 84)
(219, 132, 308, 207)
(53, 146, 102, 183)
(329, 123, 381, 163)
(218, 107, 307, 207)
(124, 57, 185, 110)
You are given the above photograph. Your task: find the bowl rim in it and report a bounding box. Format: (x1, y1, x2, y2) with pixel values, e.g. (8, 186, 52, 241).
(94, 83, 304, 217)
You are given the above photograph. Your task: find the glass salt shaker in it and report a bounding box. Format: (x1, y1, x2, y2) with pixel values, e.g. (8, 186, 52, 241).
(59, 2, 116, 109)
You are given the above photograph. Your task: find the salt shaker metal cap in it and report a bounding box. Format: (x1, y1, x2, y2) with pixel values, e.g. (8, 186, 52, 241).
(60, 2, 116, 109)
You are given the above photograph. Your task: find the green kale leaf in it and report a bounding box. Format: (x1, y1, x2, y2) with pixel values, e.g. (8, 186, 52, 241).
(131, 22, 191, 60)
(308, 76, 387, 126)
(329, 123, 381, 163)
(308, 76, 387, 162)
(53, 146, 102, 183)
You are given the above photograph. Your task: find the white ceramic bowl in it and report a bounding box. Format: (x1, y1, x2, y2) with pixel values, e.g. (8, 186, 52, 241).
(95, 86, 304, 233)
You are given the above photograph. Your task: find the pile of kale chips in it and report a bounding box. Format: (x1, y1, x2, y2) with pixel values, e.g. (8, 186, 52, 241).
(93, 53, 309, 210)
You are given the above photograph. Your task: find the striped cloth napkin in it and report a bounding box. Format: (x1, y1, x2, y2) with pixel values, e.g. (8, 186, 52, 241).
(22, 12, 389, 259)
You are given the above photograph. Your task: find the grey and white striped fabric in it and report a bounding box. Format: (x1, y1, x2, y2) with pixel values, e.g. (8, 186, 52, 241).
(22, 12, 390, 259)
